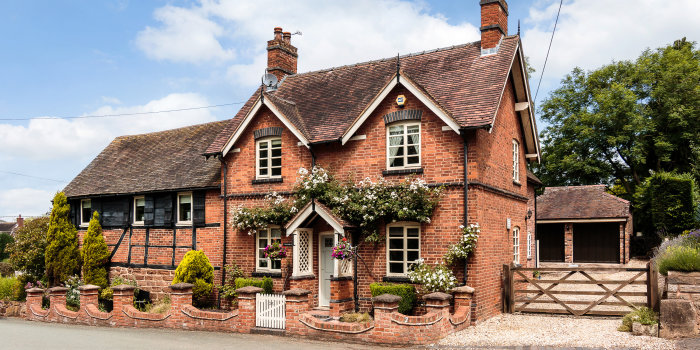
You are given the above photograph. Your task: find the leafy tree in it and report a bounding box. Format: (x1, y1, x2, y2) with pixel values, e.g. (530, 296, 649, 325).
(45, 192, 81, 286)
(0, 233, 13, 261)
(81, 212, 109, 289)
(535, 38, 700, 196)
(8, 216, 49, 280)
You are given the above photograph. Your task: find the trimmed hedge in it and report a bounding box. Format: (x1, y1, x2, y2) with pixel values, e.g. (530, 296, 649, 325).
(369, 282, 416, 315)
(635, 172, 698, 237)
(172, 250, 214, 308)
(234, 277, 273, 294)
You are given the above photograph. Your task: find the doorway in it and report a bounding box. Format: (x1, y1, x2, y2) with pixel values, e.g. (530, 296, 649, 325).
(318, 231, 334, 307)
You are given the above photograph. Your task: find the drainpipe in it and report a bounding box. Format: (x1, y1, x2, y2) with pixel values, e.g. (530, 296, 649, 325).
(462, 132, 469, 285)
(218, 154, 228, 308)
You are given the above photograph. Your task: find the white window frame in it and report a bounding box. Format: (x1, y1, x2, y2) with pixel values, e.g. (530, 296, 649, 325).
(513, 226, 520, 264)
(176, 192, 193, 225)
(255, 137, 282, 179)
(385, 222, 421, 276)
(386, 122, 421, 170)
(512, 139, 520, 183)
(80, 199, 91, 226)
(133, 196, 145, 226)
(256, 226, 282, 272)
(526, 231, 532, 259)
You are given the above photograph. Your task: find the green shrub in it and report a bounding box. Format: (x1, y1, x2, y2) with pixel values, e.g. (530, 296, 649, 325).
(80, 212, 109, 289)
(233, 277, 273, 294)
(0, 262, 14, 277)
(8, 216, 49, 281)
(100, 276, 138, 300)
(635, 172, 698, 237)
(0, 233, 13, 261)
(0, 276, 19, 300)
(656, 245, 700, 275)
(369, 282, 416, 315)
(45, 192, 81, 285)
(619, 307, 658, 332)
(218, 263, 245, 302)
(172, 250, 214, 308)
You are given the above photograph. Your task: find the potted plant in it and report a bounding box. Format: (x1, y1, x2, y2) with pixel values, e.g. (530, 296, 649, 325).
(332, 237, 354, 260)
(263, 241, 287, 261)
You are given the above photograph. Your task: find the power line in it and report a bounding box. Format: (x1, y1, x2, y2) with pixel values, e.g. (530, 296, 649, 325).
(0, 171, 68, 183)
(534, 0, 563, 102)
(0, 101, 247, 121)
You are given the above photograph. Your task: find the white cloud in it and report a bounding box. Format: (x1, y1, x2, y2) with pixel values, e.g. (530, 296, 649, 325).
(0, 188, 54, 217)
(0, 93, 217, 161)
(523, 0, 700, 102)
(135, 5, 236, 63)
(101, 96, 122, 105)
(138, 0, 480, 87)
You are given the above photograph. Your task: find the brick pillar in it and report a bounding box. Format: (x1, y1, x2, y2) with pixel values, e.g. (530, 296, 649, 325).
(48, 286, 68, 318)
(169, 283, 193, 328)
(112, 284, 136, 326)
(373, 293, 400, 341)
(283, 288, 311, 334)
(564, 223, 574, 263)
(329, 277, 353, 317)
(424, 292, 452, 315)
(235, 286, 263, 333)
(78, 284, 100, 308)
(25, 287, 44, 315)
(619, 222, 625, 264)
(452, 285, 474, 310)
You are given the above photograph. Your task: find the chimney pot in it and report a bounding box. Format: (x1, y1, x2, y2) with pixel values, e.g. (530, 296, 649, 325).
(17, 214, 23, 229)
(274, 27, 283, 40)
(283, 32, 291, 44)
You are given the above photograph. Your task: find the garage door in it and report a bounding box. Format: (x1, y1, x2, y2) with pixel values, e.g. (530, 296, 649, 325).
(536, 223, 565, 262)
(573, 222, 620, 263)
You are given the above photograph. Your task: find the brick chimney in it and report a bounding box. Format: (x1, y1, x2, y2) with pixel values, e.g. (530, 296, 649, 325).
(267, 27, 298, 81)
(480, 0, 508, 51)
(16, 214, 23, 229)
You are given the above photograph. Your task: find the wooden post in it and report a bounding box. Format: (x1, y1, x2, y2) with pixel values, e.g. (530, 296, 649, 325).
(647, 262, 659, 312)
(503, 264, 512, 313)
(509, 264, 515, 313)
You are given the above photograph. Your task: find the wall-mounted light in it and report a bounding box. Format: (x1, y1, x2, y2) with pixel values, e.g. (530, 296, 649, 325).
(506, 218, 511, 230)
(526, 209, 532, 220)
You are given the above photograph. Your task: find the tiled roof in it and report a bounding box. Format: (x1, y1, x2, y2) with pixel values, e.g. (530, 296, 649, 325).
(64, 120, 228, 198)
(526, 170, 543, 185)
(207, 36, 521, 151)
(0, 222, 16, 232)
(536, 185, 630, 220)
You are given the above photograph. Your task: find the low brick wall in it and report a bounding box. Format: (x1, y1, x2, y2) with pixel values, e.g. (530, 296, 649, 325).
(660, 271, 700, 338)
(23, 283, 474, 345)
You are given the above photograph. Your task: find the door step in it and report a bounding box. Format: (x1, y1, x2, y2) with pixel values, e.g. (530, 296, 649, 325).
(251, 327, 286, 336)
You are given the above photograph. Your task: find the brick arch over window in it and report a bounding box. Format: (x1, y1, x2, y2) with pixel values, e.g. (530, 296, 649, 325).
(253, 126, 283, 140)
(383, 109, 422, 124)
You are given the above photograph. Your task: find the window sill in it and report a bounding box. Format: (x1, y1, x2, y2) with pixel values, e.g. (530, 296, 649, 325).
(289, 274, 315, 281)
(252, 178, 283, 185)
(382, 276, 411, 283)
(382, 168, 423, 176)
(252, 271, 282, 278)
(176, 221, 193, 226)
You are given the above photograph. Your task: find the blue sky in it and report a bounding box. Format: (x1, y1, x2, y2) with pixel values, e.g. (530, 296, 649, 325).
(0, 0, 698, 217)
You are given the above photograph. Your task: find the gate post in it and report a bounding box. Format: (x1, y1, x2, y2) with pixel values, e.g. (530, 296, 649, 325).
(283, 288, 310, 334)
(236, 286, 263, 333)
(503, 264, 512, 313)
(647, 262, 659, 312)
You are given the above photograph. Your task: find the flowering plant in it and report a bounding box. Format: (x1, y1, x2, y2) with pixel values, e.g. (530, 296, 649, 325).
(408, 259, 457, 293)
(263, 241, 287, 260)
(231, 192, 299, 234)
(444, 223, 480, 265)
(332, 237, 354, 260)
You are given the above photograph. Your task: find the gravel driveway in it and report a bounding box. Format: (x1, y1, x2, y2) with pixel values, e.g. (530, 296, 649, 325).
(433, 314, 677, 350)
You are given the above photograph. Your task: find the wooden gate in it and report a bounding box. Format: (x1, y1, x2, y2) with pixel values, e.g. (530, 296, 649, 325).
(503, 263, 658, 316)
(256, 293, 286, 329)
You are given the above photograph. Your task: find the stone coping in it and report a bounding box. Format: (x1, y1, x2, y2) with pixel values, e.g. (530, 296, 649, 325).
(236, 286, 264, 294)
(48, 286, 69, 293)
(424, 292, 452, 301)
(78, 284, 101, 291)
(26, 287, 44, 293)
(452, 285, 475, 294)
(373, 293, 401, 303)
(282, 288, 311, 296)
(169, 282, 194, 290)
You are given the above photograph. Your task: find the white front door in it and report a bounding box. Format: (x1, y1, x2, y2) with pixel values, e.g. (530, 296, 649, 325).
(318, 232, 335, 307)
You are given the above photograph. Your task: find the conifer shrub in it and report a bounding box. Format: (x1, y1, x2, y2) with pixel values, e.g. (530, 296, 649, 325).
(81, 212, 109, 288)
(172, 250, 214, 307)
(233, 277, 273, 294)
(45, 192, 81, 286)
(369, 282, 416, 315)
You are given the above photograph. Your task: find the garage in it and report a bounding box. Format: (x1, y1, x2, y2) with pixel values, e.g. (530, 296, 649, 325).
(536, 185, 632, 264)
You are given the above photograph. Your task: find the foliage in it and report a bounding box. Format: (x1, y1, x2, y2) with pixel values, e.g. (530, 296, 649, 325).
(144, 295, 171, 314)
(172, 250, 214, 308)
(217, 263, 245, 301)
(408, 259, 457, 293)
(0, 276, 19, 301)
(263, 241, 287, 260)
(234, 277, 273, 294)
(534, 38, 700, 200)
(635, 172, 698, 238)
(8, 216, 49, 281)
(0, 262, 14, 277)
(0, 233, 13, 261)
(332, 237, 354, 260)
(619, 307, 658, 332)
(45, 192, 81, 286)
(81, 212, 110, 289)
(339, 312, 372, 323)
(655, 244, 700, 276)
(64, 275, 83, 309)
(444, 223, 480, 265)
(231, 192, 299, 235)
(100, 276, 139, 300)
(369, 282, 416, 315)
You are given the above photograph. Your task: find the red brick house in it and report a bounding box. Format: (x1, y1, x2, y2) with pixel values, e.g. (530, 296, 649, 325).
(64, 0, 540, 321)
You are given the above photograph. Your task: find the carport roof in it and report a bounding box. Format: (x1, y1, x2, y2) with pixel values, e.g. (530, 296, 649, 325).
(536, 185, 630, 221)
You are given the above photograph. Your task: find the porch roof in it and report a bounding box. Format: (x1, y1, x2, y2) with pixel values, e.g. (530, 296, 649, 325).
(285, 201, 354, 235)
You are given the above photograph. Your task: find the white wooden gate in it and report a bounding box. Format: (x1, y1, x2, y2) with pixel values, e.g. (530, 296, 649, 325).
(256, 293, 286, 329)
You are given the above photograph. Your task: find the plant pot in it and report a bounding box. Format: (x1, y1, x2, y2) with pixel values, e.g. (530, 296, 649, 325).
(632, 322, 658, 337)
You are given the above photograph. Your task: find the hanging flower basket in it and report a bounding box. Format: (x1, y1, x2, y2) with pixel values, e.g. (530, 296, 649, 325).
(332, 237, 354, 260)
(264, 241, 287, 260)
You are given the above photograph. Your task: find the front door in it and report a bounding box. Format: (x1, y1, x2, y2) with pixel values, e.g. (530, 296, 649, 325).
(318, 232, 334, 307)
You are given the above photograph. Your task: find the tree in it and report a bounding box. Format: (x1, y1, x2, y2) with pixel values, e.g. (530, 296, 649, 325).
(81, 212, 109, 289)
(8, 216, 49, 280)
(0, 233, 13, 261)
(45, 192, 81, 286)
(535, 38, 700, 196)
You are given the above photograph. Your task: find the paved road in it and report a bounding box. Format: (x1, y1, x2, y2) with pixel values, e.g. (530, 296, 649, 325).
(0, 318, 397, 350)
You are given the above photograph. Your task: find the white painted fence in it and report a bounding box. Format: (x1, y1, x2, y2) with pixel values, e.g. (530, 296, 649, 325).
(255, 293, 286, 329)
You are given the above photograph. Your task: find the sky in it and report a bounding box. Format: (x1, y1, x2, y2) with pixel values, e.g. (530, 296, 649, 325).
(0, 0, 698, 217)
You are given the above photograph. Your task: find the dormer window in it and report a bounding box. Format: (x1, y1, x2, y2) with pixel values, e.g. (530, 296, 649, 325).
(256, 137, 282, 179)
(387, 122, 420, 169)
